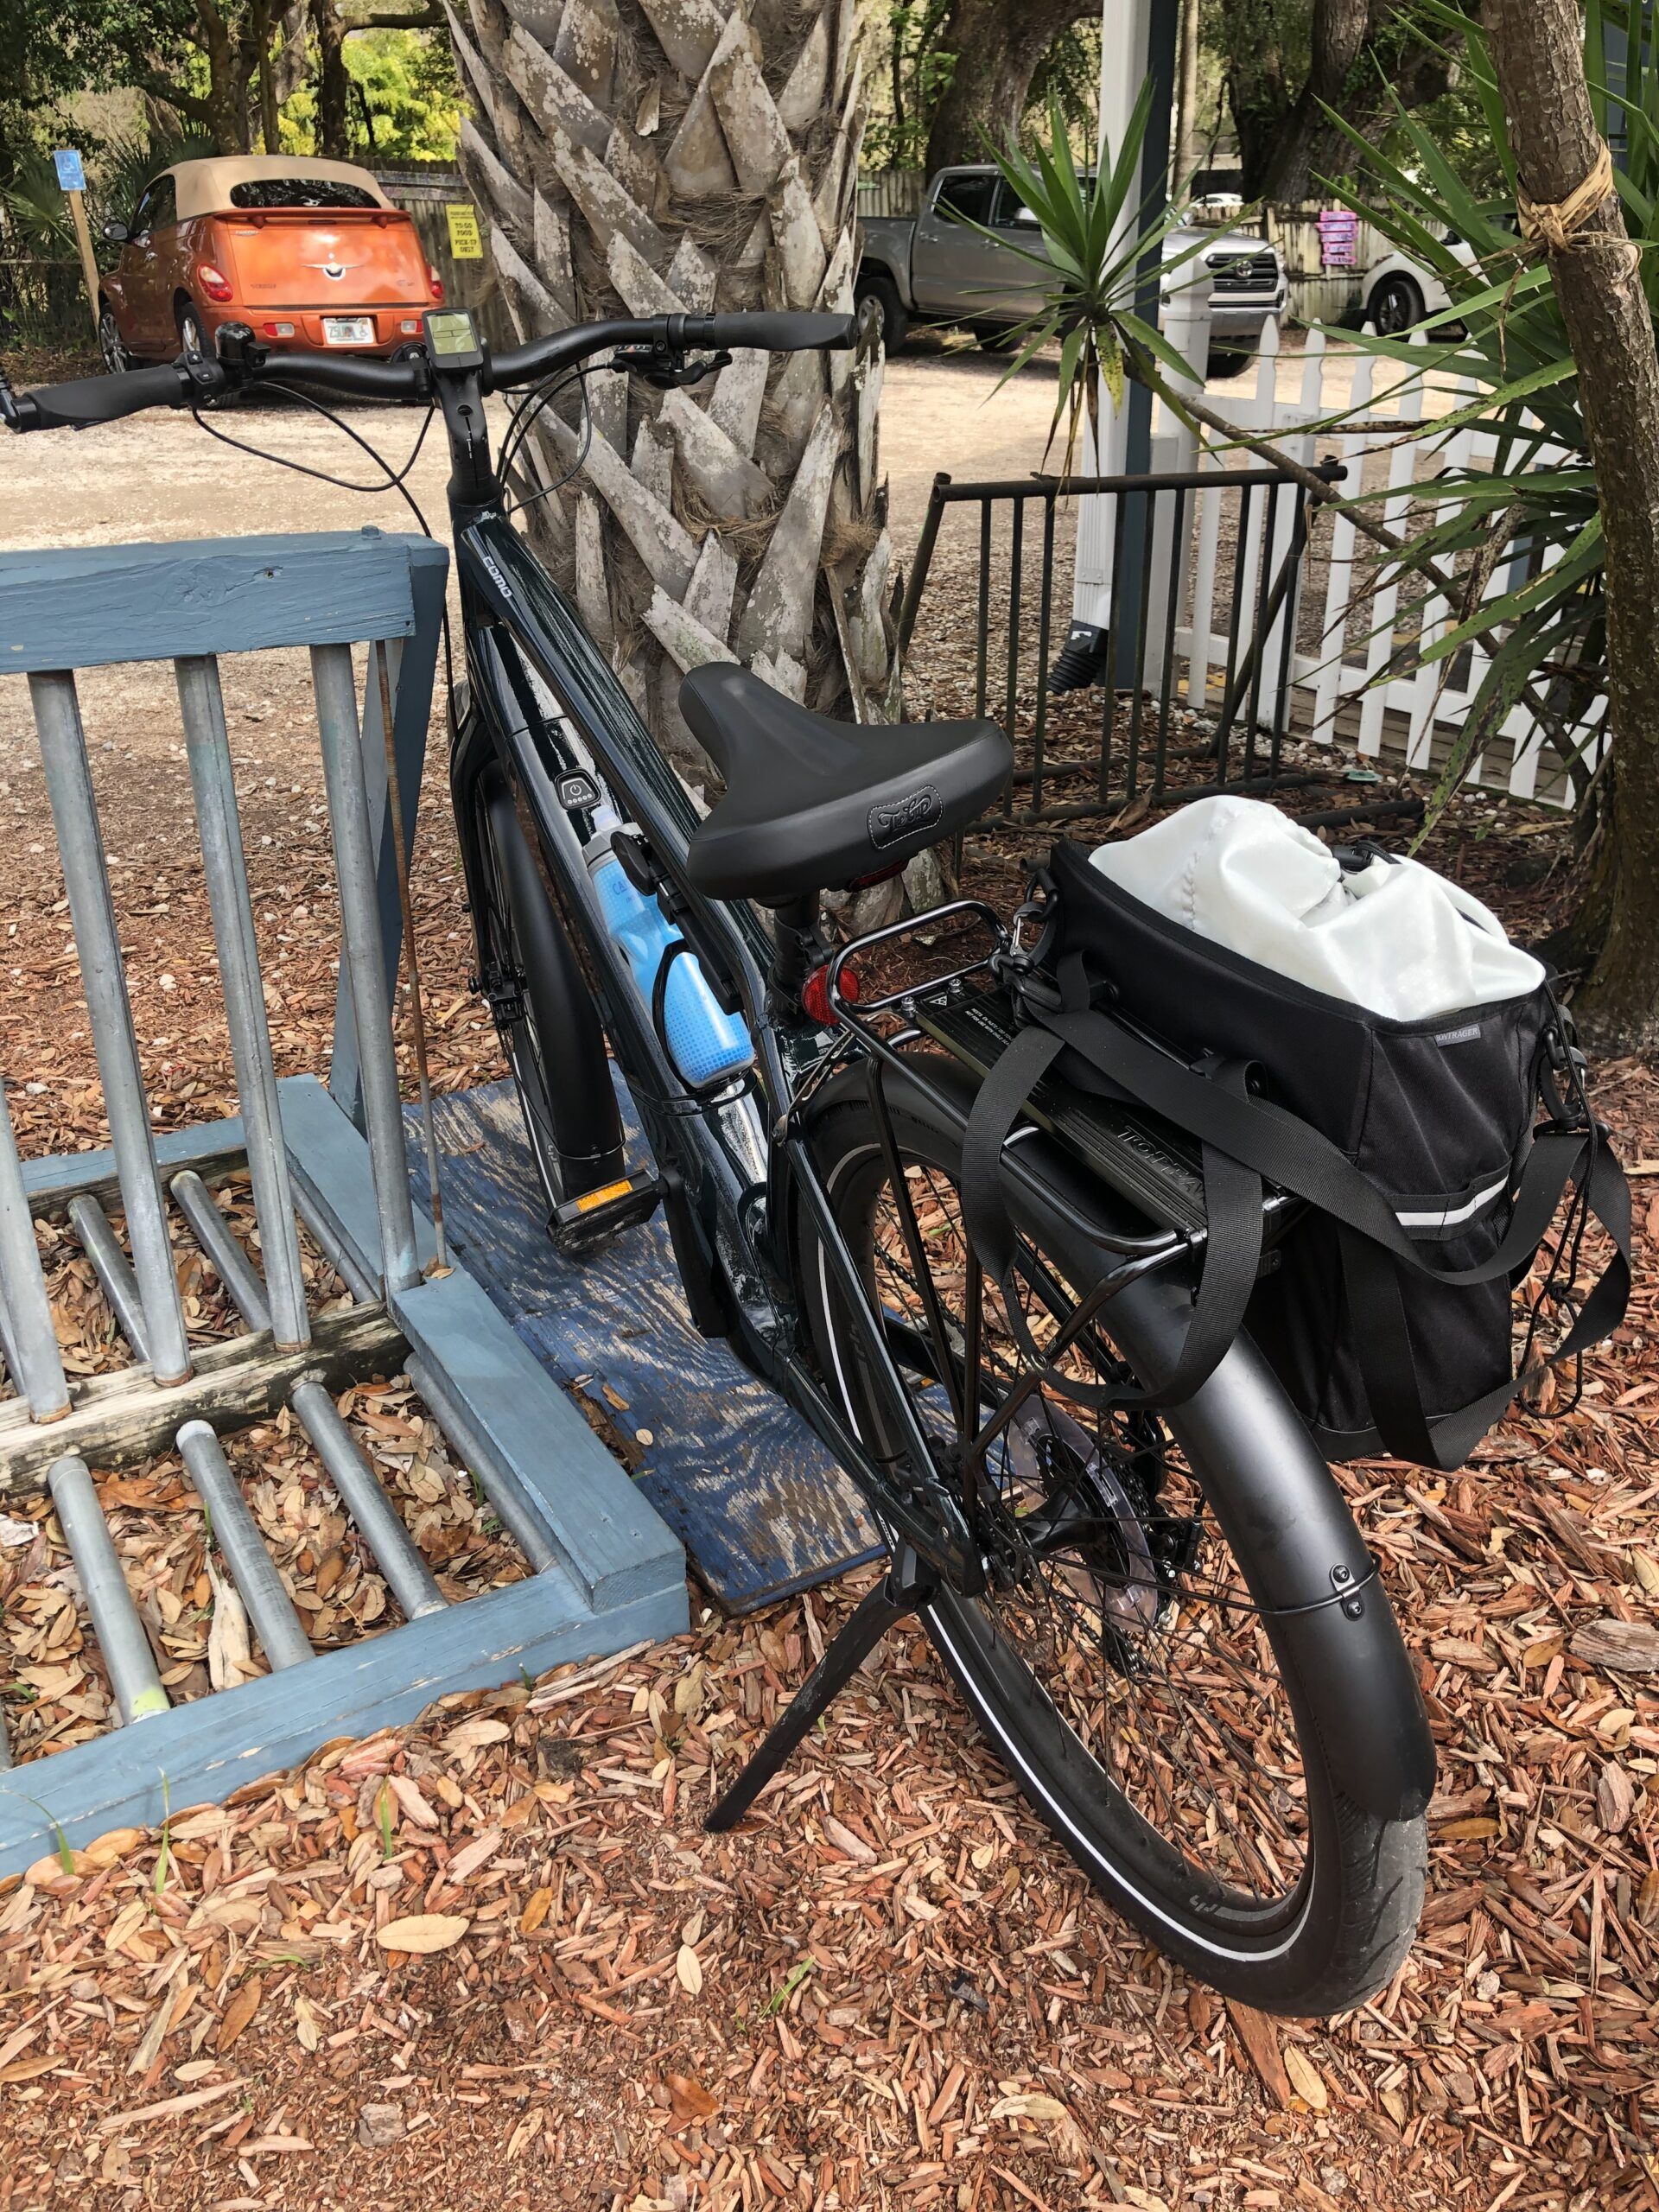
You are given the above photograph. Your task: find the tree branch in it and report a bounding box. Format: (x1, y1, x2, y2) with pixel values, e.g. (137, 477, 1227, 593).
(340, 0, 443, 23)
(129, 68, 219, 127)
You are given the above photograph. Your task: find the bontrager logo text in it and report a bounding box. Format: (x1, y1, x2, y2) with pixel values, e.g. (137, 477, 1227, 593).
(869, 785, 941, 849)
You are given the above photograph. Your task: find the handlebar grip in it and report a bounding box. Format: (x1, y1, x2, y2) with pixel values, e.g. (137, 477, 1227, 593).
(11, 362, 197, 431)
(690, 311, 856, 353)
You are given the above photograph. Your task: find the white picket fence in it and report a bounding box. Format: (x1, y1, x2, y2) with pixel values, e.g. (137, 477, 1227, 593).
(1150, 322, 1605, 809)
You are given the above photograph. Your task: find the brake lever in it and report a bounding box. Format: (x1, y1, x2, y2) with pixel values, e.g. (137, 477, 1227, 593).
(608, 344, 732, 391)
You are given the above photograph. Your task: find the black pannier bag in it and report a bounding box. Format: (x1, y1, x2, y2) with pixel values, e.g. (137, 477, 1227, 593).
(963, 836, 1631, 1471)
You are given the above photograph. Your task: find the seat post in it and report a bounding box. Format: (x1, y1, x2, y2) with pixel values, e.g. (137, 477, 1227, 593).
(766, 892, 823, 1016)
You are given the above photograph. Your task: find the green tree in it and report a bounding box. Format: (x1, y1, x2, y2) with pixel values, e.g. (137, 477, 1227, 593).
(1215, 0, 1462, 203)
(308, 0, 442, 156)
(923, 0, 1101, 172)
(279, 27, 459, 160)
(0, 3, 132, 185)
(861, 0, 1104, 176)
(348, 29, 459, 160)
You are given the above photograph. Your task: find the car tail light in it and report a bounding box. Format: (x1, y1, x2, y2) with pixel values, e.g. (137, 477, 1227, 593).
(428, 264, 444, 302)
(262, 321, 296, 339)
(196, 264, 233, 302)
(399, 317, 420, 334)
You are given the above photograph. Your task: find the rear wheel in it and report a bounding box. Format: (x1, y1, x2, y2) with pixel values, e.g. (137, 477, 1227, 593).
(1205, 346, 1253, 379)
(176, 300, 211, 361)
(855, 270, 908, 352)
(795, 1062, 1426, 2015)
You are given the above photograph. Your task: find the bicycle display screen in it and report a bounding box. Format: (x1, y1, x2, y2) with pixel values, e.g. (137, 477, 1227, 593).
(424, 309, 484, 367)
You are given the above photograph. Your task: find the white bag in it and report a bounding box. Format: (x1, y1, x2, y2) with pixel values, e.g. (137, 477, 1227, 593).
(1089, 795, 1544, 1021)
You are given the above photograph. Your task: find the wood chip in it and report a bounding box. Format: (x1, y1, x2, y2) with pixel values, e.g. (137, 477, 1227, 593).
(1570, 1617, 1659, 1672)
(215, 1975, 263, 2054)
(1226, 2000, 1294, 2107)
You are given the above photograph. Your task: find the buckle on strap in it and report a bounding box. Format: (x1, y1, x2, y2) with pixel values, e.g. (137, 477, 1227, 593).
(990, 903, 1062, 1014)
(1541, 1021, 1592, 1130)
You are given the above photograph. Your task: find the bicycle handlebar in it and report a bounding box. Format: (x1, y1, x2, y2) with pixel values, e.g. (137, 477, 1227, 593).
(12, 360, 200, 431)
(3, 308, 857, 432)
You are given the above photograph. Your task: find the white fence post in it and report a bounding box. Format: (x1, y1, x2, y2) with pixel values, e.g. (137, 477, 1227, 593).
(1142, 271, 1212, 691)
(1176, 323, 1600, 810)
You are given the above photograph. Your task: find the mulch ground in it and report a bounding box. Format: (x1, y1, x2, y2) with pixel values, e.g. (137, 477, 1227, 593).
(1, 628, 1657, 2210)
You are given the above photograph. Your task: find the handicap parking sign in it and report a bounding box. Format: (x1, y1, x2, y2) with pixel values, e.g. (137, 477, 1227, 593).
(53, 148, 86, 194)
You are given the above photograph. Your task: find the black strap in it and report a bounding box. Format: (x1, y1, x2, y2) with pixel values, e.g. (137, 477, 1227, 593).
(1340, 1135, 1630, 1469)
(1036, 955, 1594, 1293)
(961, 1022, 1263, 1412)
(1011, 954, 1631, 1467)
(959, 951, 1630, 1462)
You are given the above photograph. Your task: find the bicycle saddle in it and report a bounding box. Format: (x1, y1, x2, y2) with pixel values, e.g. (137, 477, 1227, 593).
(680, 663, 1012, 905)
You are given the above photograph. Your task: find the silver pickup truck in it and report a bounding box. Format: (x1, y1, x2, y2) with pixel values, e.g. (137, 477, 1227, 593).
(859, 165, 1287, 376)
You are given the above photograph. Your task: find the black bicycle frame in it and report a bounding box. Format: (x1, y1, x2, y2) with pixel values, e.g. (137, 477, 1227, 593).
(441, 400, 1198, 1593)
(446, 501, 991, 1576)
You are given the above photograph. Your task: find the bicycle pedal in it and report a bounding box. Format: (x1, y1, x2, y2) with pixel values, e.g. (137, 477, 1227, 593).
(551, 1172, 661, 1254)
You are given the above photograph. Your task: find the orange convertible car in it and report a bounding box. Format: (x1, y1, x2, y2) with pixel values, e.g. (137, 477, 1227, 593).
(99, 155, 443, 372)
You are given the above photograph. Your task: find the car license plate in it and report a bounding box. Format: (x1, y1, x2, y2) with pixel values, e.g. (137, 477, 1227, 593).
(322, 316, 374, 346)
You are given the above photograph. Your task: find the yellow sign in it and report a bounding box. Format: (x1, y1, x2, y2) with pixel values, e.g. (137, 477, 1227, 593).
(446, 203, 483, 260)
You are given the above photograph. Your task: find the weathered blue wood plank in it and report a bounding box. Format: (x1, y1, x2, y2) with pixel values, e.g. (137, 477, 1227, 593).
(393, 1264, 683, 1616)
(22, 1115, 247, 1214)
(280, 1071, 682, 1617)
(278, 1073, 440, 1294)
(0, 1566, 686, 1880)
(328, 543, 449, 1130)
(0, 530, 442, 671)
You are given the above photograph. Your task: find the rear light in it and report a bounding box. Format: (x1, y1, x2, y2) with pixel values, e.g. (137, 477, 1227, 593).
(263, 321, 296, 339)
(399, 317, 420, 334)
(428, 264, 444, 302)
(196, 264, 233, 302)
(803, 962, 856, 1028)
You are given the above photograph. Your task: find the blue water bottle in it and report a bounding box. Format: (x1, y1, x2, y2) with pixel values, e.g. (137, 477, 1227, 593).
(584, 808, 753, 1089)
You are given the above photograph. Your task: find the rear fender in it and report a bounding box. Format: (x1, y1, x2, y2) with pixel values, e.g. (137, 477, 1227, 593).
(825, 1053, 1436, 1825)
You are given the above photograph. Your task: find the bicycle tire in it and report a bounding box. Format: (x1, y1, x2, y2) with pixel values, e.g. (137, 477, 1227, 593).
(795, 1056, 1426, 2016)
(473, 778, 601, 1223)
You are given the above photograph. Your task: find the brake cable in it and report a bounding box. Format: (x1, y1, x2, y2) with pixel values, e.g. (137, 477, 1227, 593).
(190, 383, 437, 519)
(495, 363, 598, 511)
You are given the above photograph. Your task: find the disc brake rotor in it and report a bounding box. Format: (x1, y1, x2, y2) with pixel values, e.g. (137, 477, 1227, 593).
(1001, 1398, 1161, 1635)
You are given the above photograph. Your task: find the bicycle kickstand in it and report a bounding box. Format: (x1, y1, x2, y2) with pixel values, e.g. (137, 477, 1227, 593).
(704, 1547, 935, 1832)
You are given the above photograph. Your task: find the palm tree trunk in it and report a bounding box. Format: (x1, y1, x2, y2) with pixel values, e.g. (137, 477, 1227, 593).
(445, 0, 896, 851)
(1484, 0, 1659, 1051)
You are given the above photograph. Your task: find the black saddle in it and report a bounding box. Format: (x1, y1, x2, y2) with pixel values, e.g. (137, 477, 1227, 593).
(681, 664, 1011, 906)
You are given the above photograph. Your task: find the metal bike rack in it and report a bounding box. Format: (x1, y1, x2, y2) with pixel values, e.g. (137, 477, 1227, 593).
(0, 530, 685, 1877)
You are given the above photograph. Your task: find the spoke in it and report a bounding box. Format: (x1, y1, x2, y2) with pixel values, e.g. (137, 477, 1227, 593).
(855, 1148, 1311, 1909)
(868, 1077, 966, 1433)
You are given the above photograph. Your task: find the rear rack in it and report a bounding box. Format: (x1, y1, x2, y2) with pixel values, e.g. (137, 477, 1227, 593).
(823, 899, 1297, 1251)
(912, 988, 1208, 1236)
